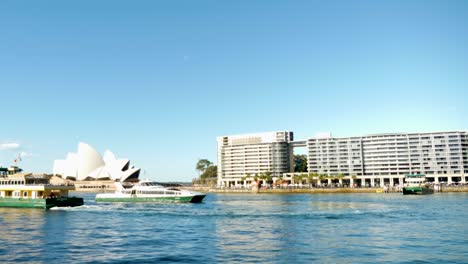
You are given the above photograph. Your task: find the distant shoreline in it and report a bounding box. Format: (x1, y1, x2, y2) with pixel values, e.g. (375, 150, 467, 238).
(187, 186, 468, 194)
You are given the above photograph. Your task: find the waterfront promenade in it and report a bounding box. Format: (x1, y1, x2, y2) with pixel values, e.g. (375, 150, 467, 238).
(189, 185, 468, 194)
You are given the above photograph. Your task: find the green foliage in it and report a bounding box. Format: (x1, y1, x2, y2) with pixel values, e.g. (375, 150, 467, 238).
(264, 171, 272, 183)
(294, 154, 307, 172)
(293, 174, 304, 183)
(307, 173, 318, 183)
(200, 165, 217, 179)
(196, 159, 213, 174)
(318, 174, 328, 180)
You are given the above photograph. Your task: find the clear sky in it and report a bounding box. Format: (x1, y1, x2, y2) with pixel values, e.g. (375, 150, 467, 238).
(1, 0, 467, 181)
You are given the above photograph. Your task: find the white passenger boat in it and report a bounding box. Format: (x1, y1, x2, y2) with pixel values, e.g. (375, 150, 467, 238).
(95, 180, 206, 203)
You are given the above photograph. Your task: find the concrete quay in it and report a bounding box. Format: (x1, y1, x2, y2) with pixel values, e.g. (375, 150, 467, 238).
(188, 186, 468, 194)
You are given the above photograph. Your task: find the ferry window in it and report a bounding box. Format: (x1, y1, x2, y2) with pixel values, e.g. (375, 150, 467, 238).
(23, 192, 28, 197)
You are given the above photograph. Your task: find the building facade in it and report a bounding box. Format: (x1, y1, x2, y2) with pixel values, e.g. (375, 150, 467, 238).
(217, 131, 294, 187)
(216, 130, 468, 188)
(307, 131, 468, 185)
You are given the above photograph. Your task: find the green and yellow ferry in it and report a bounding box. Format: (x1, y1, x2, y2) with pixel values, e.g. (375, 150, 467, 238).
(403, 174, 434, 195)
(0, 166, 84, 209)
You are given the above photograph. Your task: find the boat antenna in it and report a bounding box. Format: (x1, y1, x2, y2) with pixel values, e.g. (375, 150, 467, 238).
(14, 153, 22, 166)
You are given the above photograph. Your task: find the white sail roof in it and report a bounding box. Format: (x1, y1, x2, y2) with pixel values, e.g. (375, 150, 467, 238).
(52, 142, 140, 182)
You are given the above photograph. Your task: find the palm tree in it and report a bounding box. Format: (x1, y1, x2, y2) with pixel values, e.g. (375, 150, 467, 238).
(351, 175, 358, 187)
(307, 173, 318, 186)
(275, 175, 284, 186)
(318, 174, 328, 186)
(293, 174, 303, 184)
(264, 171, 272, 184)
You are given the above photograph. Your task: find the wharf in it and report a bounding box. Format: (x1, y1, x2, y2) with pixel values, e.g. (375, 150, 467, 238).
(188, 186, 468, 194)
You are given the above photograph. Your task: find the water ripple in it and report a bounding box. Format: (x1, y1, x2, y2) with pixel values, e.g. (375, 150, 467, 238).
(0, 193, 467, 263)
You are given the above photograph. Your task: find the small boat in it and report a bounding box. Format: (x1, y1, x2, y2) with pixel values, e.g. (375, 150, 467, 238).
(95, 179, 206, 203)
(402, 174, 434, 195)
(0, 166, 84, 209)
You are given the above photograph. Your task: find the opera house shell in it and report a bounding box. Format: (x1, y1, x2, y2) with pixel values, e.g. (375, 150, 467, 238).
(53, 142, 140, 182)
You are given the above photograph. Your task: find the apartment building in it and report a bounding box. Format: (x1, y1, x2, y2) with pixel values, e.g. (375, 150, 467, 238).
(217, 131, 294, 187)
(307, 131, 468, 185)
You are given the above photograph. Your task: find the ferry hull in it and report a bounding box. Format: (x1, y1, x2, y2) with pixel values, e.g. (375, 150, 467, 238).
(402, 187, 434, 195)
(96, 195, 205, 203)
(0, 197, 84, 209)
(190, 194, 206, 203)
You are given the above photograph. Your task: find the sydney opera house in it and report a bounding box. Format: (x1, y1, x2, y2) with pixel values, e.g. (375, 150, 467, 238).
(53, 142, 140, 182)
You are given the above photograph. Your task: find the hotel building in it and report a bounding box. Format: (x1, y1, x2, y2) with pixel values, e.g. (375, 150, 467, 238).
(217, 131, 294, 187)
(217, 130, 468, 187)
(307, 131, 468, 186)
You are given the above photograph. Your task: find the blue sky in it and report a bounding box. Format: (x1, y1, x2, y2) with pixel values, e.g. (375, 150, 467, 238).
(1, 0, 467, 181)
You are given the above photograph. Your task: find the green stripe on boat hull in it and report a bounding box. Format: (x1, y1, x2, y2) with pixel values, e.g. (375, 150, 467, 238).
(403, 187, 434, 195)
(0, 197, 84, 209)
(0, 198, 46, 208)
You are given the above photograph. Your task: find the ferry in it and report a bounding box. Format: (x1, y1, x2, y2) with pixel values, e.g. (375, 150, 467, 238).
(402, 174, 434, 195)
(95, 179, 206, 203)
(0, 166, 84, 209)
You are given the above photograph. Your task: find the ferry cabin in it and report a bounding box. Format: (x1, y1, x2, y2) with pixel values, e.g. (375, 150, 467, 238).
(0, 175, 74, 199)
(404, 174, 429, 186)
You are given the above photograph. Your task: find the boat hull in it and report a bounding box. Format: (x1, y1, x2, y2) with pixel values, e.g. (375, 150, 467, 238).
(402, 187, 434, 195)
(96, 194, 206, 203)
(0, 197, 84, 209)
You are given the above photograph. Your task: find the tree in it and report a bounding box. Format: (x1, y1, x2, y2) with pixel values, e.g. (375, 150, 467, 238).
(318, 174, 328, 184)
(196, 159, 213, 175)
(264, 171, 272, 184)
(294, 154, 307, 172)
(200, 165, 217, 179)
(307, 173, 317, 185)
(293, 174, 304, 184)
(275, 175, 284, 185)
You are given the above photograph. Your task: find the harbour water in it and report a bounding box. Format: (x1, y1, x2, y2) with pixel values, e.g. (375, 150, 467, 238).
(0, 192, 467, 263)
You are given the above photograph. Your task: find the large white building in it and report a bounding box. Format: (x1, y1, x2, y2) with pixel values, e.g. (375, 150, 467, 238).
(217, 131, 294, 187)
(307, 131, 468, 186)
(53, 142, 140, 182)
(216, 130, 468, 187)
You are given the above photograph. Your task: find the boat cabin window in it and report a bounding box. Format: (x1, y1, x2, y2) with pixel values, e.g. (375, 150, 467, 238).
(138, 190, 165, 195)
(141, 182, 154, 186)
(23, 191, 28, 197)
(140, 182, 162, 187)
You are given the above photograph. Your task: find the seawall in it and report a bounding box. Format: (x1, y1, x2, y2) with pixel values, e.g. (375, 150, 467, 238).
(187, 186, 468, 194)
